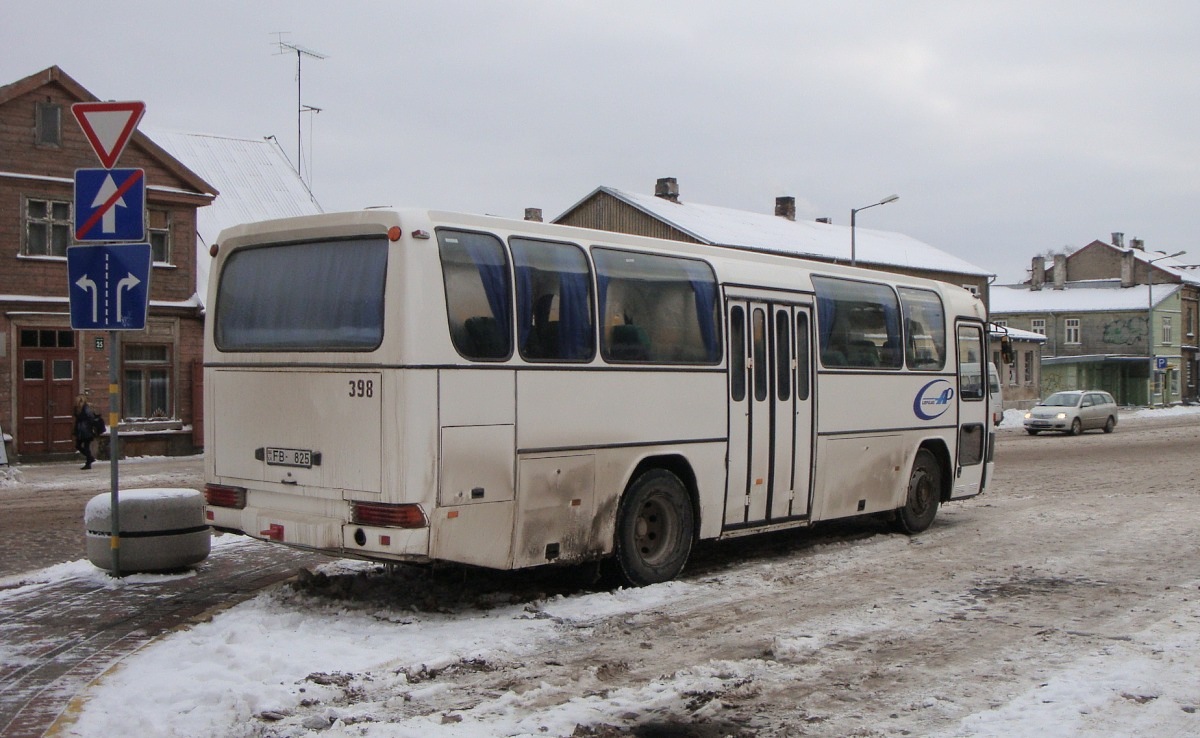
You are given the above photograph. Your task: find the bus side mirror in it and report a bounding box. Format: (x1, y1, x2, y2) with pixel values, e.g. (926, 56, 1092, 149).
(1000, 335, 1014, 364)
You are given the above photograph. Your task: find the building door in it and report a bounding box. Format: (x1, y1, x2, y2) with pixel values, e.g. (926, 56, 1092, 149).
(16, 329, 77, 455)
(725, 299, 814, 528)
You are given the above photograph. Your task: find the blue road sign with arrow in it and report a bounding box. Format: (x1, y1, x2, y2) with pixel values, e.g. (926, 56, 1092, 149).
(74, 168, 145, 242)
(67, 243, 152, 331)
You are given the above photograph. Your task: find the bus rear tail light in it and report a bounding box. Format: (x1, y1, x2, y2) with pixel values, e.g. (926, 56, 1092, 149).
(351, 501, 428, 528)
(205, 484, 247, 509)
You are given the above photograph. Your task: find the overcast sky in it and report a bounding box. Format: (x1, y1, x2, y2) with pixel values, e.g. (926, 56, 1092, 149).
(6, 1, 1198, 283)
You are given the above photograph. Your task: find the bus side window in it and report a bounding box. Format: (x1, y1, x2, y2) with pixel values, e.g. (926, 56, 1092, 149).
(511, 238, 595, 362)
(957, 324, 986, 400)
(899, 287, 946, 370)
(730, 306, 746, 401)
(593, 248, 720, 364)
(813, 276, 902, 369)
(437, 229, 513, 360)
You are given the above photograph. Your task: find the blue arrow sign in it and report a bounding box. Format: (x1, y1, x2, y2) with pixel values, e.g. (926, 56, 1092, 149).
(67, 244, 152, 331)
(74, 168, 145, 242)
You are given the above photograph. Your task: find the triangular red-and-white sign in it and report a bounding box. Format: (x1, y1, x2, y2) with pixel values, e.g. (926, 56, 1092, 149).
(72, 101, 146, 169)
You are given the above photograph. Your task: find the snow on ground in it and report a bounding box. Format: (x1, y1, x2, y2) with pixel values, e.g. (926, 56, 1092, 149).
(6, 416, 1200, 737)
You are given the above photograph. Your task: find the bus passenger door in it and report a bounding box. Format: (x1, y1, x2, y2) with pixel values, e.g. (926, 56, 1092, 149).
(953, 322, 988, 498)
(725, 301, 814, 527)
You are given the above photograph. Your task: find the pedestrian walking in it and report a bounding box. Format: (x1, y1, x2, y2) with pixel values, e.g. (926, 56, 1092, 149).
(72, 395, 104, 470)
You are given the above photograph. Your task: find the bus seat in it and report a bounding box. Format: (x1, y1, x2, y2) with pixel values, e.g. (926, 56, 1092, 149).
(821, 349, 846, 367)
(847, 340, 879, 367)
(610, 324, 649, 360)
(464, 316, 507, 358)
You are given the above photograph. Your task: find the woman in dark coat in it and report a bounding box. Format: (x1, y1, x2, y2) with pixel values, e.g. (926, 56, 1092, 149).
(72, 395, 99, 470)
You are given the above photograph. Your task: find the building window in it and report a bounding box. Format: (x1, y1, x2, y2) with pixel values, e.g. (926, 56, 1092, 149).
(1024, 351, 1034, 385)
(963, 284, 980, 296)
(1163, 316, 1173, 345)
(25, 198, 73, 257)
(992, 319, 1006, 328)
(36, 102, 62, 146)
(148, 209, 171, 263)
(1031, 318, 1046, 335)
(123, 344, 172, 419)
(1065, 318, 1081, 344)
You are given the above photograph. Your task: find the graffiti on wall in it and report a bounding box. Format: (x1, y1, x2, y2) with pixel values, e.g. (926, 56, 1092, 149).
(1102, 316, 1148, 346)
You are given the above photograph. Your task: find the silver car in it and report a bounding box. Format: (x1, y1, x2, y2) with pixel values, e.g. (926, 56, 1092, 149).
(1024, 390, 1118, 435)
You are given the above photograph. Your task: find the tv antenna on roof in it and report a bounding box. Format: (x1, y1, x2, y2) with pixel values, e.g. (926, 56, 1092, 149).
(274, 33, 327, 187)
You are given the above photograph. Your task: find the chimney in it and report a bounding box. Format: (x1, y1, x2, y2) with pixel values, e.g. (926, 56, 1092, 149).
(1121, 249, 1135, 287)
(655, 177, 680, 203)
(816, 217, 832, 224)
(1052, 253, 1067, 290)
(1131, 238, 1144, 251)
(524, 207, 543, 222)
(1030, 256, 1045, 290)
(1112, 232, 1124, 248)
(775, 196, 796, 221)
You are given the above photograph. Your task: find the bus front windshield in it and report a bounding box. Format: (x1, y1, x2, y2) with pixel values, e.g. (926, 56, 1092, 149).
(215, 237, 388, 351)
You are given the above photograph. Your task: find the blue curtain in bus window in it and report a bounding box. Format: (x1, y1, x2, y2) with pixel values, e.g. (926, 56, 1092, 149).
(463, 238, 510, 333)
(689, 277, 719, 362)
(881, 298, 902, 366)
(515, 265, 534, 350)
(558, 270, 591, 359)
(816, 293, 836, 359)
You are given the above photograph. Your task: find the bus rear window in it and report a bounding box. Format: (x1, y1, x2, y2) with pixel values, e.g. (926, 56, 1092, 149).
(215, 238, 387, 351)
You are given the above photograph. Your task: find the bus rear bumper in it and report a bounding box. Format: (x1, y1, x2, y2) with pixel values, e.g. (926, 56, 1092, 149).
(206, 504, 431, 561)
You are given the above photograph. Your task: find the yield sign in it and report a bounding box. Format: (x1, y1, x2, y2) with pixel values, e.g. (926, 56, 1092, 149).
(71, 101, 146, 168)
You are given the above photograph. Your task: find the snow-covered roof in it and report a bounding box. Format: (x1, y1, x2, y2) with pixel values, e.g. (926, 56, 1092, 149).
(991, 282, 1180, 314)
(1122, 247, 1198, 286)
(990, 322, 1047, 343)
(568, 187, 991, 278)
(144, 129, 323, 307)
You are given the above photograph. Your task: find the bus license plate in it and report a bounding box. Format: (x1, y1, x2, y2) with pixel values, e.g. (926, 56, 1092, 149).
(265, 447, 312, 468)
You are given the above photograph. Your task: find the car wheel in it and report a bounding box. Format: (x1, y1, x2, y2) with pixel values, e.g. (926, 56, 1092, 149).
(612, 469, 694, 586)
(1103, 416, 1115, 433)
(895, 448, 941, 534)
(1025, 428, 1040, 435)
(1069, 418, 1082, 436)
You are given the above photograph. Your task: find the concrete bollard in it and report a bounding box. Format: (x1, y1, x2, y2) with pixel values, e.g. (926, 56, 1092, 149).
(85, 488, 211, 573)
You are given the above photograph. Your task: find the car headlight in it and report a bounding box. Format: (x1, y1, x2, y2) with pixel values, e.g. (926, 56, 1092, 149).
(1056, 412, 1067, 420)
(1024, 412, 1032, 419)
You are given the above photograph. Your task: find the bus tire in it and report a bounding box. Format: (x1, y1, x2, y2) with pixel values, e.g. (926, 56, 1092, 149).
(896, 448, 940, 534)
(612, 469, 695, 587)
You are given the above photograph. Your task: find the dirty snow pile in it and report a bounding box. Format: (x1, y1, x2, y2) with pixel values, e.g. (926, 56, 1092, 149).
(8, 547, 1193, 737)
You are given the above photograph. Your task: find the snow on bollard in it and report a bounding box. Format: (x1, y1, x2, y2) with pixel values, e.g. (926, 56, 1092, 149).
(85, 488, 211, 573)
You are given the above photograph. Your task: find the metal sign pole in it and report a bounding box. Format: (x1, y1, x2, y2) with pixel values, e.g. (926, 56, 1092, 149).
(108, 330, 122, 577)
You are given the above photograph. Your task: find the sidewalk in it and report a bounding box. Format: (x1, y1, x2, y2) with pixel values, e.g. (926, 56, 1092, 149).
(0, 538, 321, 737)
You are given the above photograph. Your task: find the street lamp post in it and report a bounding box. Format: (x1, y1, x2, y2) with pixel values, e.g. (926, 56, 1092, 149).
(850, 194, 899, 266)
(1147, 250, 1185, 406)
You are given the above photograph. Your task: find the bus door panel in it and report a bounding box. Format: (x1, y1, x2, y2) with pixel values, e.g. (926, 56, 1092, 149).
(953, 322, 988, 498)
(746, 306, 772, 522)
(724, 302, 751, 527)
(727, 300, 813, 527)
(768, 306, 794, 520)
(787, 306, 814, 518)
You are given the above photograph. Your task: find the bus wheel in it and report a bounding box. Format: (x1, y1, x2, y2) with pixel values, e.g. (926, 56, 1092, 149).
(896, 449, 940, 534)
(613, 469, 695, 586)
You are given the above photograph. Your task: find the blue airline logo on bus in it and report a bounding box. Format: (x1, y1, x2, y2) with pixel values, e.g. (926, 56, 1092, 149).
(914, 379, 955, 420)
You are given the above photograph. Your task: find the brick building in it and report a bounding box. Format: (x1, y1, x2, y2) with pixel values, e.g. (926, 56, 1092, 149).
(1, 66, 216, 460)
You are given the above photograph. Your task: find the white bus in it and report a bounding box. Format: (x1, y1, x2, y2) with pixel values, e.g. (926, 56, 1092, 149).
(203, 209, 993, 585)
